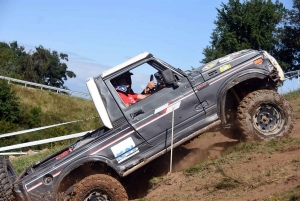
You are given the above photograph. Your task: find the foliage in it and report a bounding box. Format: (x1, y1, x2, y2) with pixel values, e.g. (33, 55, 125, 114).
(201, 0, 286, 64)
(0, 42, 20, 78)
(0, 80, 42, 132)
(29, 46, 76, 87)
(0, 119, 18, 134)
(0, 41, 76, 88)
(0, 80, 21, 123)
(0, 84, 100, 150)
(274, 0, 300, 71)
(19, 107, 42, 129)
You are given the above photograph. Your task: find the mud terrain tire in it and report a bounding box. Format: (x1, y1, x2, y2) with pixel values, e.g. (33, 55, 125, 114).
(237, 90, 294, 141)
(71, 174, 128, 201)
(0, 156, 17, 201)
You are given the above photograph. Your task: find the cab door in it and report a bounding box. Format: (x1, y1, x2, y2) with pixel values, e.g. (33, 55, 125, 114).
(115, 73, 206, 153)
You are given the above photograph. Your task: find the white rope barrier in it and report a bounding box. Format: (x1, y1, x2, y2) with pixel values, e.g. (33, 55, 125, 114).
(0, 152, 29, 155)
(0, 116, 99, 139)
(0, 130, 92, 152)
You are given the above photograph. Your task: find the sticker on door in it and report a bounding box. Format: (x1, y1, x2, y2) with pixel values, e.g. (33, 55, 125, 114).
(111, 137, 139, 163)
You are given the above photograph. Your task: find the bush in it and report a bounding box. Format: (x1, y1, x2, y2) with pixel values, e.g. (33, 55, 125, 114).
(19, 107, 42, 129)
(0, 80, 20, 123)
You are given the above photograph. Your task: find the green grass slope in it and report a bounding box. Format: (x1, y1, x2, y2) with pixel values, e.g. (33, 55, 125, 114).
(1, 84, 100, 149)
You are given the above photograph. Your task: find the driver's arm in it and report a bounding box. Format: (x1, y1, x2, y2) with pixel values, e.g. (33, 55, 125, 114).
(142, 81, 156, 94)
(136, 94, 150, 101)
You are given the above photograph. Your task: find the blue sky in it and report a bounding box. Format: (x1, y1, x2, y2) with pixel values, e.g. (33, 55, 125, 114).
(0, 0, 294, 93)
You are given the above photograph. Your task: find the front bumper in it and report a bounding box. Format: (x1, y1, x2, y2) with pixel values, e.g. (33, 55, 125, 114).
(262, 51, 284, 81)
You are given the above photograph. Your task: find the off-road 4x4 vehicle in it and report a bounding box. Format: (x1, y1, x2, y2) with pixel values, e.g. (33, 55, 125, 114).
(0, 49, 294, 201)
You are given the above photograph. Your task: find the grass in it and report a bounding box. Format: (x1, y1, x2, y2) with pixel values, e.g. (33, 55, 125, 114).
(184, 137, 300, 176)
(265, 185, 300, 201)
(0, 84, 101, 173)
(225, 137, 300, 155)
(1, 84, 100, 149)
(283, 89, 300, 101)
(10, 144, 66, 174)
(149, 176, 165, 188)
(12, 85, 98, 126)
(214, 177, 240, 190)
(180, 134, 300, 200)
(5, 86, 300, 200)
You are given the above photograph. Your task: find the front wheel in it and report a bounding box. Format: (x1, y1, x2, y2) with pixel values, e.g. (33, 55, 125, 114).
(71, 174, 128, 201)
(237, 90, 294, 141)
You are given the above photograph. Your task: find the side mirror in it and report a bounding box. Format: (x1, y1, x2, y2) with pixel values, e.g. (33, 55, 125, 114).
(161, 69, 178, 88)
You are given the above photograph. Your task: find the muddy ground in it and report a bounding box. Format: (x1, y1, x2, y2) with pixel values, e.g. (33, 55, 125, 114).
(123, 115, 300, 200)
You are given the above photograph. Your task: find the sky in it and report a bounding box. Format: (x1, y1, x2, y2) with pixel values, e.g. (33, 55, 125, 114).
(0, 0, 294, 94)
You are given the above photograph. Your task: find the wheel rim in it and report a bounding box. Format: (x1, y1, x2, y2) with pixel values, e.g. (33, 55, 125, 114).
(84, 190, 112, 201)
(253, 104, 283, 135)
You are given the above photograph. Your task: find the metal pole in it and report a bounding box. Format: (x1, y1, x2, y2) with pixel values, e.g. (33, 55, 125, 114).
(298, 70, 300, 88)
(170, 107, 175, 173)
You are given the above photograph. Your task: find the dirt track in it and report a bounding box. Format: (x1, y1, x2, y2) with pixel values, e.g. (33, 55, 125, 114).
(126, 118, 300, 200)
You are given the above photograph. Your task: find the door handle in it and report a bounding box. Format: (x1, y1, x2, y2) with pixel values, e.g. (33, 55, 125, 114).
(130, 109, 145, 119)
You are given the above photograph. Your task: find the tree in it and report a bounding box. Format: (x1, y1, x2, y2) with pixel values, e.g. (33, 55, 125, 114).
(0, 80, 20, 123)
(29, 46, 76, 88)
(0, 42, 18, 76)
(274, 0, 300, 71)
(0, 41, 76, 88)
(202, 0, 286, 64)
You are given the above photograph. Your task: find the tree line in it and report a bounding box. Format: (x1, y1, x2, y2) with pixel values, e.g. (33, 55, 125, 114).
(0, 41, 76, 88)
(0, 42, 77, 135)
(202, 0, 299, 72)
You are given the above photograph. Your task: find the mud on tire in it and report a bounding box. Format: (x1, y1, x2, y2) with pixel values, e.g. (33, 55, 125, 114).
(71, 174, 128, 201)
(0, 156, 17, 201)
(237, 90, 294, 141)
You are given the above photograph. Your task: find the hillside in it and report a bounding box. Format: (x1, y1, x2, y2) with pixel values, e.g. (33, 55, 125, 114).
(1, 84, 100, 149)
(7, 88, 300, 200)
(126, 91, 300, 201)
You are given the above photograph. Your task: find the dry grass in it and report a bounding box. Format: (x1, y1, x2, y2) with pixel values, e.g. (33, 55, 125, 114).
(5, 85, 102, 174)
(1, 84, 100, 149)
(12, 85, 98, 124)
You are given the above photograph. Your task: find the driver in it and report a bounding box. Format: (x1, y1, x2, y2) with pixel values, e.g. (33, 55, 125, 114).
(113, 72, 155, 107)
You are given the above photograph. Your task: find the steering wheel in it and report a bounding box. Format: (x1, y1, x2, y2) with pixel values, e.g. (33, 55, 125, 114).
(150, 74, 154, 81)
(148, 74, 157, 93)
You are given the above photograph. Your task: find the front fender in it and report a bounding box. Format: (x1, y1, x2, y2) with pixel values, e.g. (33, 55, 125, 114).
(217, 70, 269, 125)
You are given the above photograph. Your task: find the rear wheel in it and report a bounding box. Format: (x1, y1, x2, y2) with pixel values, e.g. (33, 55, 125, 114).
(71, 174, 128, 201)
(237, 90, 294, 141)
(0, 156, 17, 201)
